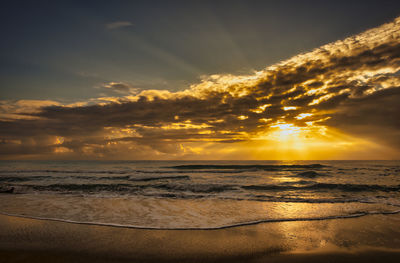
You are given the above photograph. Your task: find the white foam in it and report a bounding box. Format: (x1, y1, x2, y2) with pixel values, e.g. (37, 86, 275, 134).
(0, 194, 398, 229)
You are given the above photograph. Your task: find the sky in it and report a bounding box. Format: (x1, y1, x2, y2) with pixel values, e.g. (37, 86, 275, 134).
(1, 0, 400, 160)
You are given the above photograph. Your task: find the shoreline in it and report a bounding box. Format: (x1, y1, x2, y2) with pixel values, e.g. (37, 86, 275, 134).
(1, 213, 400, 262)
(1, 209, 400, 231)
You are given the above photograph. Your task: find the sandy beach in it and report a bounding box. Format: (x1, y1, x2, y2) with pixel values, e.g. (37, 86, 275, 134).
(1, 213, 400, 263)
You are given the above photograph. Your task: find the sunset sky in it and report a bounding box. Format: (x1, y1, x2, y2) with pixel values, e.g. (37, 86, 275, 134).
(1, 0, 400, 160)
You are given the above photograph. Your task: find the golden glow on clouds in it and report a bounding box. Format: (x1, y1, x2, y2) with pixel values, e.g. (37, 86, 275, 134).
(283, 106, 297, 111)
(295, 113, 313, 120)
(0, 100, 60, 120)
(161, 121, 211, 130)
(54, 147, 73, 154)
(269, 122, 304, 139)
(250, 104, 271, 113)
(1, 17, 400, 160)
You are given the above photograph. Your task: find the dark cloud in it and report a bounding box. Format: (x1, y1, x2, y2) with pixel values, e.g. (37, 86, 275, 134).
(323, 86, 400, 147)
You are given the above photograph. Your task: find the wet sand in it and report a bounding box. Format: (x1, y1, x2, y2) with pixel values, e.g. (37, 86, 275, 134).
(1, 213, 400, 262)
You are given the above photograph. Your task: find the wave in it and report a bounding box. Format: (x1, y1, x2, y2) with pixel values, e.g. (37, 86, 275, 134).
(7, 181, 400, 195)
(16, 182, 235, 194)
(0, 168, 255, 176)
(139, 191, 389, 204)
(74, 175, 131, 180)
(153, 183, 236, 193)
(30, 183, 137, 192)
(1, 209, 399, 230)
(0, 169, 130, 174)
(0, 176, 53, 182)
(3, 183, 399, 206)
(295, 171, 327, 178)
(129, 175, 190, 182)
(0, 174, 191, 183)
(135, 169, 250, 174)
(0, 175, 132, 182)
(169, 164, 326, 170)
(242, 183, 400, 192)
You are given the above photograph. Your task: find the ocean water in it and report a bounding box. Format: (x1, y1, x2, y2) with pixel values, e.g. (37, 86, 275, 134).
(0, 160, 399, 229)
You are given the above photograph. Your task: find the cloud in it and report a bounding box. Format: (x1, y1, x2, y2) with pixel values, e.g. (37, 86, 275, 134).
(1, 17, 400, 159)
(0, 100, 60, 121)
(99, 82, 137, 94)
(105, 21, 133, 30)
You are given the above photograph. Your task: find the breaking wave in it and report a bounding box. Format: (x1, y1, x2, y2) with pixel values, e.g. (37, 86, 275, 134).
(1, 209, 399, 230)
(242, 183, 400, 192)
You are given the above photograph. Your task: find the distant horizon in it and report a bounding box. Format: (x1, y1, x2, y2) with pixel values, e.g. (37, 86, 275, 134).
(2, 159, 400, 162)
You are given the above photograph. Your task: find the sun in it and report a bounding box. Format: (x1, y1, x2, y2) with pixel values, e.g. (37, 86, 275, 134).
(269, 122, 304, 140)
(244, 118, 390, 160)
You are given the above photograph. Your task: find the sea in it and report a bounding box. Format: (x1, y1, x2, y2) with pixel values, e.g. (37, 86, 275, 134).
(0, 160, 399, 229)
